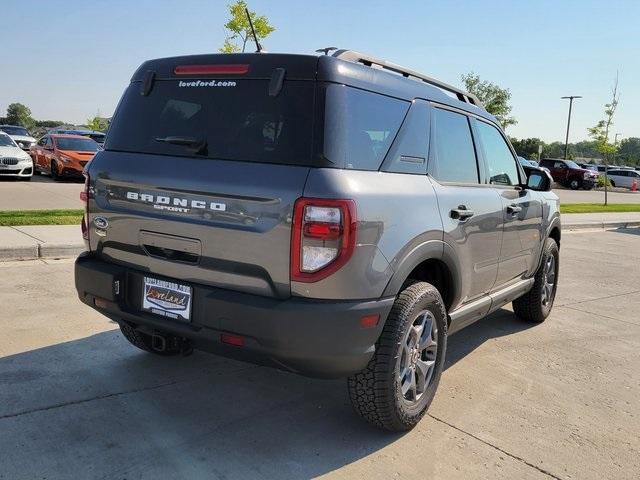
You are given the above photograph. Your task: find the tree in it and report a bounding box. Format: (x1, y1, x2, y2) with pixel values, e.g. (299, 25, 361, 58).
(510, 137, 544, 160)
(86, 115, 108, 132)
(219, 1, 275, 53)
(588, 75, 620, 205)
(461, 73, 517, 130)
(617, 137, 640, 166)
(5, 103, 35, 130)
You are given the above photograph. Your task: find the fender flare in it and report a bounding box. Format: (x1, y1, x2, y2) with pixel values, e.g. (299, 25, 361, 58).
(382, 239, 462, 308)
(535, 215, 561, 270)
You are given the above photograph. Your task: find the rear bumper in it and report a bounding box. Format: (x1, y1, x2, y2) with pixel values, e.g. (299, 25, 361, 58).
(75, 253, 395, 378)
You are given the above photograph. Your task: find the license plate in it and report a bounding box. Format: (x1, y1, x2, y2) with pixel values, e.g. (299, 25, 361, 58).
(142, 276, 192, 322)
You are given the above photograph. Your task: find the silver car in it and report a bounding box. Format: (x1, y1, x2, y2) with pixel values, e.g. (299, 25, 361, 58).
(607, 169, 640, 189)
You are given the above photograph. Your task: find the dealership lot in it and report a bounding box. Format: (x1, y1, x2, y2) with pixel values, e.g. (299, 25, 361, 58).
(1, 228, 639, 479)
(1, 175, 639, 211)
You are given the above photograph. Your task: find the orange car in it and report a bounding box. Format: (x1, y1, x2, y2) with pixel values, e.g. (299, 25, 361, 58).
(31, 134, 100, 180)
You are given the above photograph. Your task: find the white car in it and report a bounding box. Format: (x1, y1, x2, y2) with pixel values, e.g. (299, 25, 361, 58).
(0, 125, 36, 151)
(0, 132, 33, 180)
(607, 169, 640, 189)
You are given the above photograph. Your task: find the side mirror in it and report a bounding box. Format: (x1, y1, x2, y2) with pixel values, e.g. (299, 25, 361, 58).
(524, 167, 552, 192)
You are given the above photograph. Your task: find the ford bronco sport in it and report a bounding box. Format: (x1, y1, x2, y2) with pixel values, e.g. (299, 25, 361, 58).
(75, 49, 561, 431)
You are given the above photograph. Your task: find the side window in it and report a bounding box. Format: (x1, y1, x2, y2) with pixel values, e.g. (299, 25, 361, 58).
(429, 108, 479, 184)
(554, 161, 565, 169)
(45, 137, 53, 147)
(38, 137, 46, 146)
(476, 121, 520, 186)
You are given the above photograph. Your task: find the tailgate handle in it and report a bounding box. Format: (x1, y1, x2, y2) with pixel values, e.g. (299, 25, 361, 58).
(139, 231, 201, 264)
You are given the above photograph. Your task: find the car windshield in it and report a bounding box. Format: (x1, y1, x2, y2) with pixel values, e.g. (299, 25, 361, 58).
(55, 137, 100, 152)
(0, 126, 29, 136)
(0, 134, 17, 147)
(565, 160, 581, 169)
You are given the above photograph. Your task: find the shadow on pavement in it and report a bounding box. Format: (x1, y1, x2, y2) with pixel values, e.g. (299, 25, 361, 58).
(0, 308, 533, 479)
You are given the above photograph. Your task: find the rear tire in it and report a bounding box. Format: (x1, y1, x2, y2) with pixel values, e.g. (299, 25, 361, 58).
(348, 281, 447, 431)
(119, 323, 183, 356)
(610, 180, 616, 187)
(50, 160, 60, 181)
(512, 237, 559, 323)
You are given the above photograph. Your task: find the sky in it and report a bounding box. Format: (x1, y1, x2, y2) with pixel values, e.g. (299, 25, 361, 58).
(2, 0, 639, 143)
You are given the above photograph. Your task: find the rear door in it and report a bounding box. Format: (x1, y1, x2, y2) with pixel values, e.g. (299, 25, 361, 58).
(473, 119, 543, 288)
(428, 106, 503, 305)
(87, 60, 317, 299)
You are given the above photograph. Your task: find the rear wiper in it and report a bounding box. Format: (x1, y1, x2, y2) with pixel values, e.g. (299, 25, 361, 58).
(154, 136, 208, 155)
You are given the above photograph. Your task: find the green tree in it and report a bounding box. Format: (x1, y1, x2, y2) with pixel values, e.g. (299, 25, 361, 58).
(219, 1, 275, 53)
(510, 137, 544, 160)
(461, 73, 516, 130)
(588, 75, 620, 205)
(5, 103, 35, 130)
(542, 141, 566, 159)
(86, 115, 108, 132)
(617, 137, 640, 166)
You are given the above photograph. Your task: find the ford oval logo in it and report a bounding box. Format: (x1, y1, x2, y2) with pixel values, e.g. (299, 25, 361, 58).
(93, 217, 109, 229)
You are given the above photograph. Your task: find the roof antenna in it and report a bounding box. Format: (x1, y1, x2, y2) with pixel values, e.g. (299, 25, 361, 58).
(245, 7, 262, 53)
(316, 47, 338, 56)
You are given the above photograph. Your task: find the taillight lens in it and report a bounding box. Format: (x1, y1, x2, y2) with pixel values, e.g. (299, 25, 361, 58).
(81, 173, 90, 242)
(291, 198, 357, 282)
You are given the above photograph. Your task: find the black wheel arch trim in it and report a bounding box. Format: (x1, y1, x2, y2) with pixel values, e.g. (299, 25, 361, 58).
(382, 239, 462, 309)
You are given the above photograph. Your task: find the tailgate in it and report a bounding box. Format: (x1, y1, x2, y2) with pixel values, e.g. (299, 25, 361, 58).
(87, 151, 308, 298)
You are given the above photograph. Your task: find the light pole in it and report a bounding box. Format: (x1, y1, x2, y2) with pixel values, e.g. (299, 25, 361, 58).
(561, 96, 582, 159)
(614, 133, 622, 165)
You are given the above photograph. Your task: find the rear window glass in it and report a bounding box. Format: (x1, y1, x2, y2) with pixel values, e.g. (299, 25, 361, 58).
(106, 79, 315, 166)
(430, 108, 479, 184)
(322, 85, 409, 170)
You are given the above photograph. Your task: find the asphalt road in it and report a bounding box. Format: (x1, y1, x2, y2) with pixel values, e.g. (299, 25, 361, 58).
(1, 229, 639, 479)
(1, 174, 640, 211)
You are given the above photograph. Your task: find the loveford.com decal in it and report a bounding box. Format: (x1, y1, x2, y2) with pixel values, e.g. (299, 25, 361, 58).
(178, 80, 236, 88)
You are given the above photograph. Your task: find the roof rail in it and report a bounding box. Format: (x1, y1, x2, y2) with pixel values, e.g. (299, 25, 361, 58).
(331, 49, 483, 109)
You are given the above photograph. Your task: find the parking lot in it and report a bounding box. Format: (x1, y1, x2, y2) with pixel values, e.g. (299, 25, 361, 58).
(1, 174, 639, 211)
(1, 228, 639, 479)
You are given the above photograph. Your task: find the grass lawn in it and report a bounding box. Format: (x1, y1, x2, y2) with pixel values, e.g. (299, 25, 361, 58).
(0, 209, 84, 226)
(561, 203, 640, 214)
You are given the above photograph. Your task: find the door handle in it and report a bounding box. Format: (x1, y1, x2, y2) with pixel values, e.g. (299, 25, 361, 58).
(507, 204, 522, 215)
(450, 205, 475, 221)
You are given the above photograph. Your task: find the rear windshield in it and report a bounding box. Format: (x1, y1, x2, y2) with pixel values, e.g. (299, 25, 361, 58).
(56, 137, 100, 152)
(106, 79, 315, 166)
(106, 79, 409, 170)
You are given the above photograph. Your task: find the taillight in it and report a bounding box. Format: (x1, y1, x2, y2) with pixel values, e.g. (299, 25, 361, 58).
(291, 198, 357, 283)
(80, 173, 90, 242)
(174, 64, 249, 75)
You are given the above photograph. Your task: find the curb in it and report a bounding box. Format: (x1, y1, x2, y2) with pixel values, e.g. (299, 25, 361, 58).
(0, 243, 85, 262)
(564, 221, 640, 231)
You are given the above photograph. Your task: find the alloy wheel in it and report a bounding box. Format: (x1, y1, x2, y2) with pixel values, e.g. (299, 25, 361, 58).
(398, 310, 438, 404)
(541, 254, 556, 307)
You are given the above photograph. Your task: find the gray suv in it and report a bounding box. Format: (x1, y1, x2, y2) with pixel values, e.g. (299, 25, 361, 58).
(75, 49, 560, 431)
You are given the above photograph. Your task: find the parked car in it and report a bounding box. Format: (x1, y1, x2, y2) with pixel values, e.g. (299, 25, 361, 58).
(0, 125, 36, 151)
(75, 49, 561, 432)
(30, 134, 99, 180)
(0, 132, 33, 180)
(539, 158, 598, 189)
(518, 156, 537, 168)
(606, 169, 640, 189)
(50, 128, 106, 146)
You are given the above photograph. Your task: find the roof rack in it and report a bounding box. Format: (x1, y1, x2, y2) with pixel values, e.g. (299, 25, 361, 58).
(331, 49, 483, 109)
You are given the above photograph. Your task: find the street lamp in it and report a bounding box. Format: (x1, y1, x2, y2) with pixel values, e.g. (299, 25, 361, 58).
(561, 96, 582, 159)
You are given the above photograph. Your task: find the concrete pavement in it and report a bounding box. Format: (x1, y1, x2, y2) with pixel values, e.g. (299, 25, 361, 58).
(2, 213, 640, 262)
(0, 175, 83, 211)
(1, 229, 639, 479)
(0, 225, 84, 260)
(1, 175, 640, 212)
